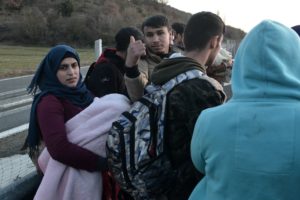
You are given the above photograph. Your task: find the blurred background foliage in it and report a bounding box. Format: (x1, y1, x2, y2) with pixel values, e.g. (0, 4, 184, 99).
(0, 0, 246, 48)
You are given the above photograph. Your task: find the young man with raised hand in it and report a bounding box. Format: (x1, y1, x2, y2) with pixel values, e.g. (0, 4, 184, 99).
(124, 15, 178, 102)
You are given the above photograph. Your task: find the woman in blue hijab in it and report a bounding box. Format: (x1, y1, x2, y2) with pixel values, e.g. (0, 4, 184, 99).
(24, 44, 107, 172)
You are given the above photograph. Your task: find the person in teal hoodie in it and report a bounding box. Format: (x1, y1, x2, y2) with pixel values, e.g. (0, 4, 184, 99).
(189, 20, 300, 200)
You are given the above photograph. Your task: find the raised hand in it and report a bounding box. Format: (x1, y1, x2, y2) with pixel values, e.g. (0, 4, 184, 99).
(125, 36, 146, 67)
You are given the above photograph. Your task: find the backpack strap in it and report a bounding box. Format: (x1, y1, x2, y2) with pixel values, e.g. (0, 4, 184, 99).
(162, 69, 227, 100)
(146, 69, 226, 100)
(145, 69, 203, 94)
(161, 69, 204, 93)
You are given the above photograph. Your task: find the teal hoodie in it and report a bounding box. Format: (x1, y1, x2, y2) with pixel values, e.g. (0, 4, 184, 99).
(189, 20, 300, 200)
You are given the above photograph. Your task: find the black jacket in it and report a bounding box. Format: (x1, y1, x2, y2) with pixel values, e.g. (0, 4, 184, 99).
(85, 48, 127, 98)
(151, 56, 226, 200)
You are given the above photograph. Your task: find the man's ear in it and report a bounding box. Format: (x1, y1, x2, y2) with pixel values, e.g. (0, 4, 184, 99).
(209, 36, 219, 49)
(209, 36, 221, 49)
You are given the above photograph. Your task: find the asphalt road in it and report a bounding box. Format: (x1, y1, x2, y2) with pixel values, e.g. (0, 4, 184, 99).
(0, 66, 232, 133)
(0, 67, 89, 133)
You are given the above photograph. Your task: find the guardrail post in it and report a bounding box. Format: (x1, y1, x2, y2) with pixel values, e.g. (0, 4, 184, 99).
(94, 39, 102, 61)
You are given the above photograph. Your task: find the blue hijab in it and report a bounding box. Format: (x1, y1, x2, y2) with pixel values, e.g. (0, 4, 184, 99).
(25, 45, 94, 152)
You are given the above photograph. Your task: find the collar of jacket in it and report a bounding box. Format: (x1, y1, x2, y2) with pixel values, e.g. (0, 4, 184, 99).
(151, 55, 206, 85)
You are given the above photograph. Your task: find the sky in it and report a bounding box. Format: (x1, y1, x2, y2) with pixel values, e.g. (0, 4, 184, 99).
(168, 0, 299, 32)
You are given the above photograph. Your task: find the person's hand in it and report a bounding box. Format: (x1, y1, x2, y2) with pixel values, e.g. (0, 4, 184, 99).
(125, 36, 146, 67)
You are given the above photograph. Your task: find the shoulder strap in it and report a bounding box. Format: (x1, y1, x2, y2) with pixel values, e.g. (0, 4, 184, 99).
(145, 69, 204, 94)
(162, 69, 204, 93)
(146, 68, 226, 101)
(162, 69, 226, 100)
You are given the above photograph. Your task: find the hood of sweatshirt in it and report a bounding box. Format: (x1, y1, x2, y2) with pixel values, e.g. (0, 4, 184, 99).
(151, 55, 206, 85)
(231, 20, 300, 101)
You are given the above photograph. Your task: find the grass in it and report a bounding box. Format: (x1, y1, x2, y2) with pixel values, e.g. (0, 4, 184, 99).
(0, 45, 95, 79)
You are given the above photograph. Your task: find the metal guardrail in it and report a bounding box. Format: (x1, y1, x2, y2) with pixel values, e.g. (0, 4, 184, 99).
(0, 171, 42, 200)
